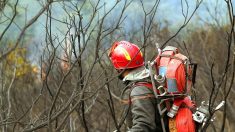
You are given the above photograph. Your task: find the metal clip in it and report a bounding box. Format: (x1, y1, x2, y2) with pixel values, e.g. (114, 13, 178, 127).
(193, 101, 209, 123)
(157, 85, 167, 96)
(155, 74, 165, 85)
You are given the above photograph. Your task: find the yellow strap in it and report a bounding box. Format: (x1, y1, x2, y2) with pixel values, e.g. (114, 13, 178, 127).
(169, 117, 177, 132)
(131, 94, 155, 102)
(121, 99, 130, 104)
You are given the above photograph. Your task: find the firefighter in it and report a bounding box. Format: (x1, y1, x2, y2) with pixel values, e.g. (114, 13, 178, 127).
(109, 41, 168, 132)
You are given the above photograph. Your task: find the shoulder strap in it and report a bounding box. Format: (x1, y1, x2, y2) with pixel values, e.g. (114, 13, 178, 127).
(135, 82, 173, 111)
(118, 82, 152, 129)
(134, 82, 153, 89)
(160, 54, 187, 63)
(162, 46, 178, 53)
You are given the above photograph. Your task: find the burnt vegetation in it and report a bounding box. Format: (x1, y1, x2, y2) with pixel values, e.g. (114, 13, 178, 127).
(0, 0, 234, 131)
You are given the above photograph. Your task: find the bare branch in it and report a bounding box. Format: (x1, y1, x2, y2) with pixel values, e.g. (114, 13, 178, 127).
(0, 1, 53, 62)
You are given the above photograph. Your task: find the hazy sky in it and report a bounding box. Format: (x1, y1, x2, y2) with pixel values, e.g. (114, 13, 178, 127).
(7, 0, 232, 63)
(14, 0, 231, 36)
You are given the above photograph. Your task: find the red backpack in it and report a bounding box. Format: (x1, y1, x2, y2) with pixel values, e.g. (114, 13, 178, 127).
(148, 46, 197, 132)
(155, 46, 193, 95)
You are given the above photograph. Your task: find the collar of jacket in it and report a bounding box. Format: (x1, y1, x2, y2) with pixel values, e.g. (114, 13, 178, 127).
(122, 66, 150, 82)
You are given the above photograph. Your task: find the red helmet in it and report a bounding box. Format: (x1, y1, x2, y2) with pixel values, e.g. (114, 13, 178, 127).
(108, 41, 144, 69)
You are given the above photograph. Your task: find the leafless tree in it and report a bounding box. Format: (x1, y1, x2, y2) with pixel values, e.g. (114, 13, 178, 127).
(10, 0, 134, 131)
(200, 0, 235, 131)
(1, 0, 234, 132)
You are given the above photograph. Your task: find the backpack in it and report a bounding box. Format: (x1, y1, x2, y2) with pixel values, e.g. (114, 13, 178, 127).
(148, 46, 197, 132)
(154, 46, 193, 95)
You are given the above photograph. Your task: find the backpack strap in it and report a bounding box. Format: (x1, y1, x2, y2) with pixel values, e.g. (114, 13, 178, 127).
(119, 82, 153, 129)
(130, 82, 155, 102)
(162, 46, 178, 53)
(134, 82, 153, 89)
(134, 82, 172, 111)
(159, 54, 187, 63)
(121, 82, 156, 105)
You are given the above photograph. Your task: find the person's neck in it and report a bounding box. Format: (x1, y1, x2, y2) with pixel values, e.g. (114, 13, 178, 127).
(122, 70, 131, 77)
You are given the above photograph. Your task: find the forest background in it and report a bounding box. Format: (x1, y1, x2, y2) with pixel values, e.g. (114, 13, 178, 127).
(0, 0, 234, 131)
